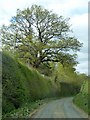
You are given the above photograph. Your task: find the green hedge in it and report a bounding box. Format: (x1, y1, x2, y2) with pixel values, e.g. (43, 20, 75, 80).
(2, 52, 60, 115)
(2, 52, 82, 115)
(59, 82, 80, 97)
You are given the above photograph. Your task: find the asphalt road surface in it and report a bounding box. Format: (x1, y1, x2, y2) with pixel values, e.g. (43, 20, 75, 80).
(32, 97, 88, 118)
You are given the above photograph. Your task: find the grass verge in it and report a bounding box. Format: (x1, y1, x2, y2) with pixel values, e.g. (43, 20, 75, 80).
(2, 97, 61, 119)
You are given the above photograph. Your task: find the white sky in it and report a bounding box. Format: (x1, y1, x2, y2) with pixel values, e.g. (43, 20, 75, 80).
(0, 0, 88, 75)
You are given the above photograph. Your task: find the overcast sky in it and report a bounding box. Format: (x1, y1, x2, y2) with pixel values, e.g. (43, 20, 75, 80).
(0, 0, 88, 75)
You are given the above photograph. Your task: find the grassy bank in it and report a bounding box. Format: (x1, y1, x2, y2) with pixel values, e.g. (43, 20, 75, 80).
(73, 80, 89, 115)
(2, 52, 82, 118)
(2, 97, 61, 118)
(3, 99, 47, 118)
(2, 52, 60, 116)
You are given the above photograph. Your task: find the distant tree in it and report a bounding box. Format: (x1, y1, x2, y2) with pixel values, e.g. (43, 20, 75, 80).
(1, 5, 82, 71)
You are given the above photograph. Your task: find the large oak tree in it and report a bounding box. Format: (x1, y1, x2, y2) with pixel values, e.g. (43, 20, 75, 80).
(1, 5, 82, 72)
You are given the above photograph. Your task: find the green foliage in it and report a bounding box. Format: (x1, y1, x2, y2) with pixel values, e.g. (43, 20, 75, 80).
(2, 96, 15, 114)
(2, 51, 87, 118)
(59, 82, 79, 97)
(1, 4, 82, 73)
(3, 97, 60, 118)
(2, 52, 60, 115)
(3, 100, 44, 118)
(53, 63, 85, 86)
(51, 62, 87, 98)
(2, 52, 29, 114)
(73, 79, 89, 114)
(74, 94, 88, 113)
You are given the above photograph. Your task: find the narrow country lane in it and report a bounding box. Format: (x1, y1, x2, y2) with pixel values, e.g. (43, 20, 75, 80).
(32, 97, 88, 118)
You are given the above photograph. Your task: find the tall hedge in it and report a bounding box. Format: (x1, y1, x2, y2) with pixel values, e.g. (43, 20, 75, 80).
(2, 52, 60, 114)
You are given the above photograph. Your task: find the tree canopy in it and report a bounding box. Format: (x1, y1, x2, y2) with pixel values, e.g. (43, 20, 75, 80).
(1, 5, 82, 74)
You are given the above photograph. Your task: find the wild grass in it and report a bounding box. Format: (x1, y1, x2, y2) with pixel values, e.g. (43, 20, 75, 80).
(73, 80, 89, 115)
